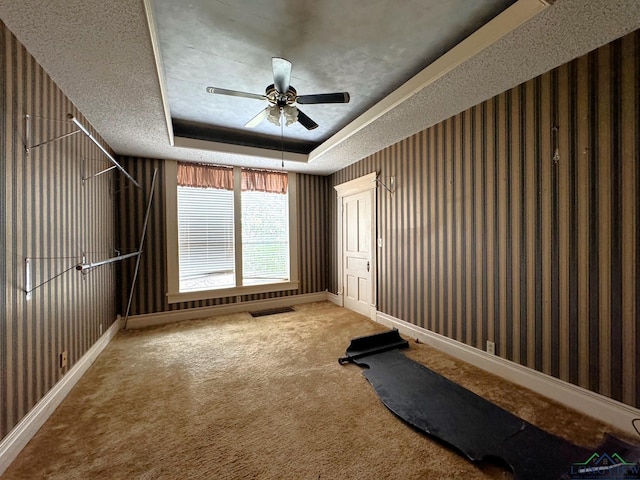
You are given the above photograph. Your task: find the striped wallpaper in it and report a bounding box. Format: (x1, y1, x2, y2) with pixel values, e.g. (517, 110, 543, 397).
(116, 157, 328, 316)
(2, 14, 637, 450)
(330, 30, 640, 409)
(1, 22, 117, 441)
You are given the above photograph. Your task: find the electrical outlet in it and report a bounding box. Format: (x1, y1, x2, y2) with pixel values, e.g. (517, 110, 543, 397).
(99, 324, 103, 335)
(486, 341, 495, 355)
(59, 351, 67, 369)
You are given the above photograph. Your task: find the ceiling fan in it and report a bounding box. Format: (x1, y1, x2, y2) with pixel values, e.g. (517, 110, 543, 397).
(206, 57, 350, 131)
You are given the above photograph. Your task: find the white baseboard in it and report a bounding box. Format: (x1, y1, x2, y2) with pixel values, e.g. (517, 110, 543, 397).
(326, 291, 343, 307)
(0, 316, 123, 476)
(375, 311, 640, 438)
(125, 292, 328, 329)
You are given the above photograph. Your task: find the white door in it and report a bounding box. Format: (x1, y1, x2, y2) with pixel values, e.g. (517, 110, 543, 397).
(343, 190, 373, 317)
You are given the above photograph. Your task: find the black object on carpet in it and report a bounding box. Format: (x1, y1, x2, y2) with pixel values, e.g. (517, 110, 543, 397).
(340, 329, 640, 480)
(249, 306, 295, 317)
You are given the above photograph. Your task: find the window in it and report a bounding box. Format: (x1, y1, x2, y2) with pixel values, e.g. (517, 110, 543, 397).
(178, 184, 235, 291)
(240, 185, 290, 286)
(165, 161, 298, 302)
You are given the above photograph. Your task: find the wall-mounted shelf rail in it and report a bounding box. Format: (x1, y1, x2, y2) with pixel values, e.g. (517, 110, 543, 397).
(68, 114, 141, 189)
(25, 168, 158, 303)
(25, 258, 81, 301)
(24, 113, 141, 189)
(374, 174, 395, 195)
(24, 114, 81, 152)
(24, 252, 129, 299)
(82, 156, 117, 185)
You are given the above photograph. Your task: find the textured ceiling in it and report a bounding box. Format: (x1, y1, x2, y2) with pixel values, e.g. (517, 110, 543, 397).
(153, 0, 516, 150)
(0, 0, 639, 175)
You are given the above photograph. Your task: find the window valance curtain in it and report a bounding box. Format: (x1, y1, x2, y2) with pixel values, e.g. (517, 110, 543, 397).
(241, 168, 288, 194)
(177, 163, 287, 194)
(177, 163, 233, 190)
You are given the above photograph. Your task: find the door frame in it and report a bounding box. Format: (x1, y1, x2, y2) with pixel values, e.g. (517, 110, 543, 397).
(334, 172, 377, 320)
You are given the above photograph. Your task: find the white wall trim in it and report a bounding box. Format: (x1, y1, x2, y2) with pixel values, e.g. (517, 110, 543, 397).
(142, 0, 175, 147)
(375, 311, 640, 437)
(126, 292, 328, 329)
(308, 0, 549, 163)
(334, 172, 378, 321)
(0, 316, 123, 476)
(334, 171, 377, 197)
(165, 159, 180, 298)
(165, 164, 300, 305)
(326, 291, 343, 307)
(167, 281, 300, 304)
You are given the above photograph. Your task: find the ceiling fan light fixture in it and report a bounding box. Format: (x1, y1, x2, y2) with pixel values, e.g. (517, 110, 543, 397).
(266, 105, 282, 126)
(282, 105, 298, 126)
(265, 105, 298, 127)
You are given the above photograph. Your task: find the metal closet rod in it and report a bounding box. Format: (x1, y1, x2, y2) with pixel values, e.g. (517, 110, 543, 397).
(67, 114, 141, 189)
(25, 250, 141, 295)
(25, 167, 157, 299)
(124, 168, 158, 328)
(75, 251, 141, 272)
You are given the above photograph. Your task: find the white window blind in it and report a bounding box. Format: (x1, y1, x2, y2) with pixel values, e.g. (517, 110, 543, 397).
(177, 186, 234, 292)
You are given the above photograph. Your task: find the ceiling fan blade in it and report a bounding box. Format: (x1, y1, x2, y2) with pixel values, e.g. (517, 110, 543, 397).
(296, 92, 351, 104)
(206, 87, 267, 101)
(272, 57, 292, 94)
(296, 108, 318, 130)
(244, 107, 270, 128)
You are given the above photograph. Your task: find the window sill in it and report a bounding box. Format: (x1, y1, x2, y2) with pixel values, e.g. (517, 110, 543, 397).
(167, 281, 300, 304)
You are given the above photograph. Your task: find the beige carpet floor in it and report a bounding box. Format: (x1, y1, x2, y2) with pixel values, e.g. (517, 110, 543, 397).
(1, 302, 632, 479)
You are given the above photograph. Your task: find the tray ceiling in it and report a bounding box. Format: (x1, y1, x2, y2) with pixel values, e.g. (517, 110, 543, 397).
(1, 0, 639, 174)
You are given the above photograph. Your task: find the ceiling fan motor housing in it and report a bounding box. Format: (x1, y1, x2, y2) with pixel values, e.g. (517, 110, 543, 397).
(266, 84, 297, 106)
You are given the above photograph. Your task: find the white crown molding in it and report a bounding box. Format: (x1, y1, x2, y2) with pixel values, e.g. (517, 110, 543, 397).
(334, 171, 377, 197)
(142, 0, 174, 147)
(308, 0, 549, 163)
